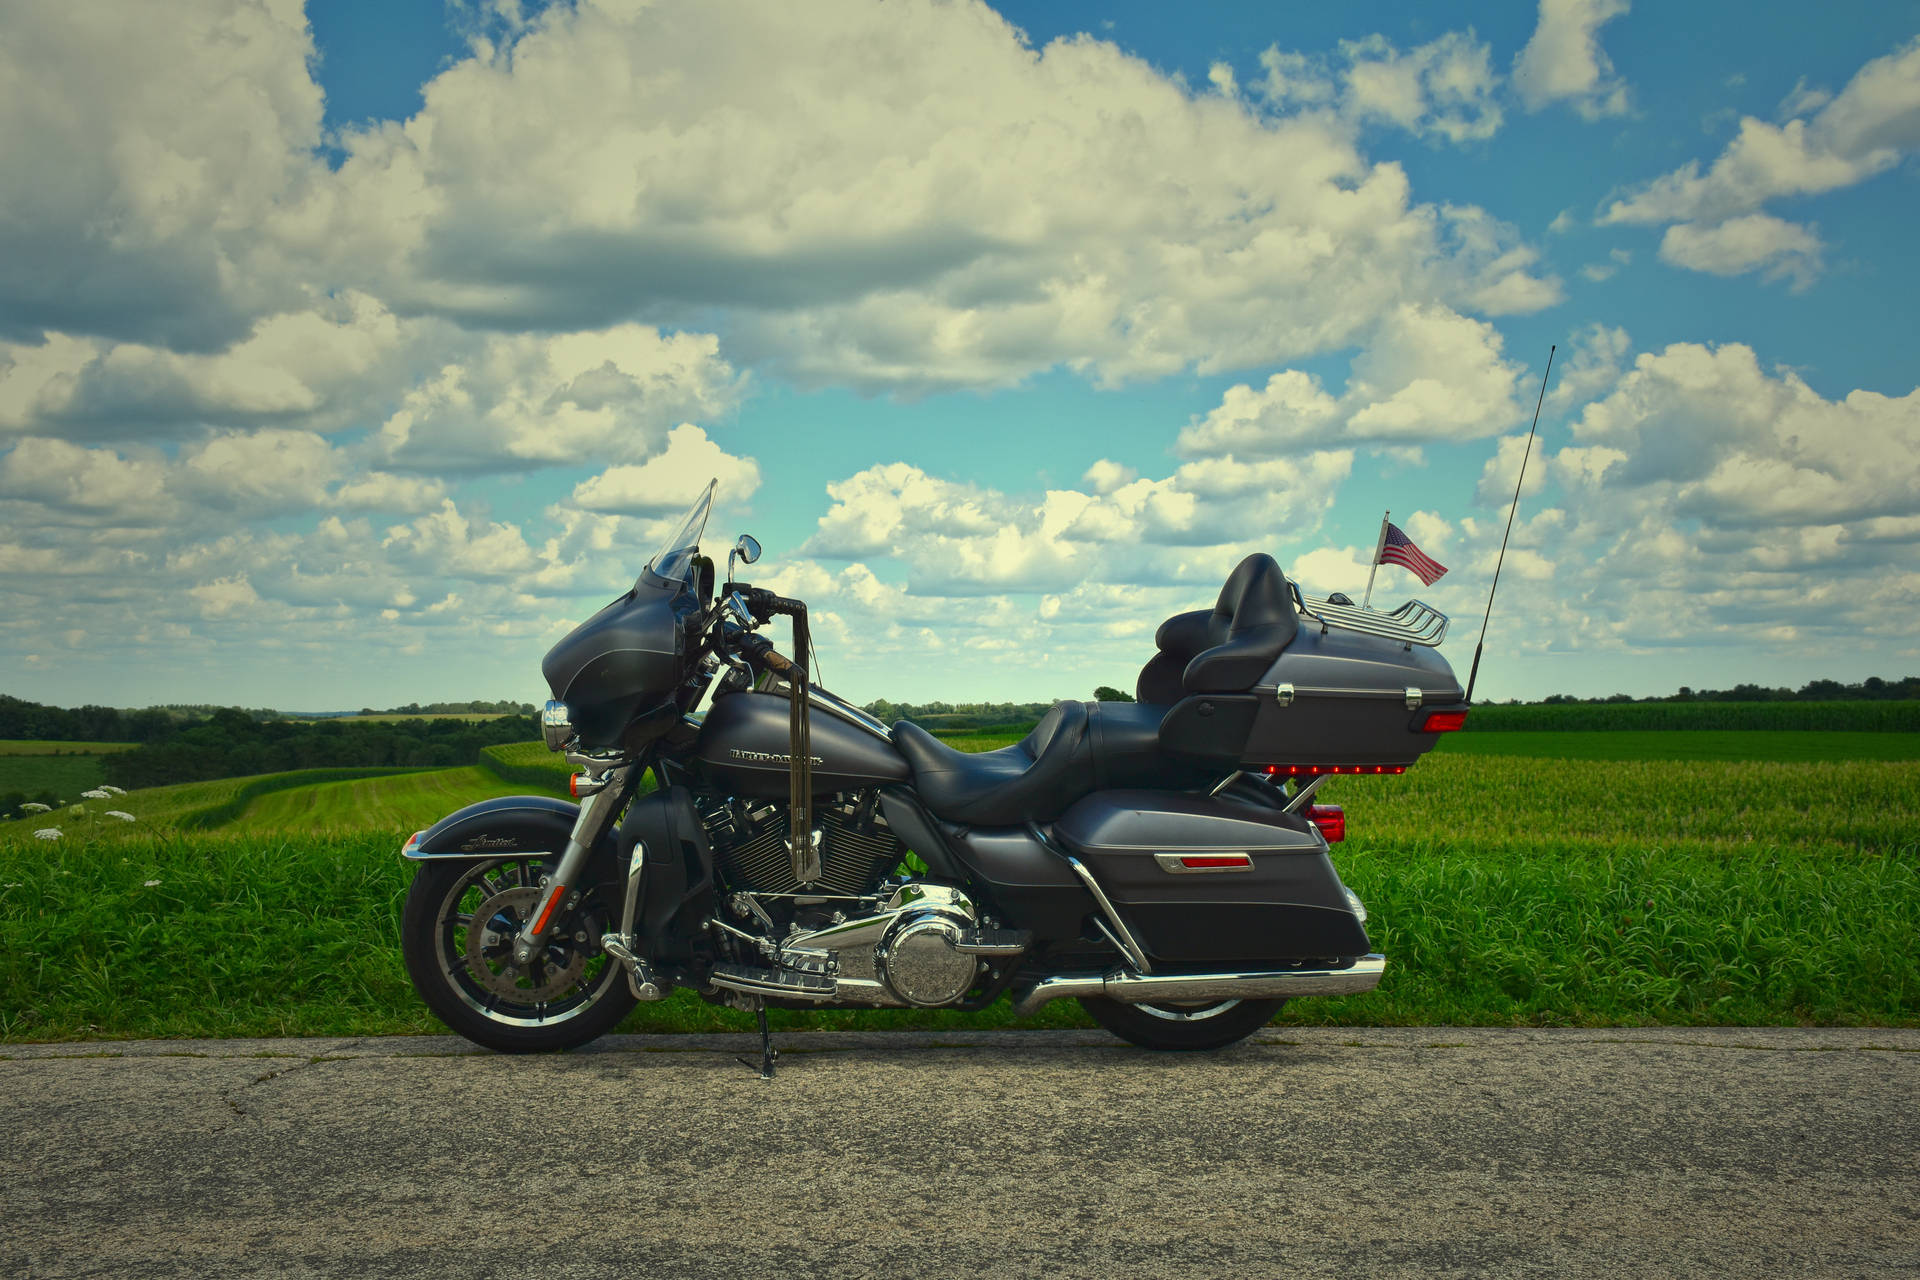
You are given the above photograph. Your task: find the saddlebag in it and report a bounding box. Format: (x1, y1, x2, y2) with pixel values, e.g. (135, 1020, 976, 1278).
(1050, 789, 1370, 965)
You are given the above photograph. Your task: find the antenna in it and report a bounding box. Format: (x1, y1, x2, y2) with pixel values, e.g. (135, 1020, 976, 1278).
(1465, 344, 1556, 705)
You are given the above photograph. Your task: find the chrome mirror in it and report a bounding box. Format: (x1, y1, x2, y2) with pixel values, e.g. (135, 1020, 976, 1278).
(727, 533, 762, 585)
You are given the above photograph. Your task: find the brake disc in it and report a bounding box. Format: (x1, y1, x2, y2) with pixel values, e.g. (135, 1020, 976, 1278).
(465, 884, 586, 1001)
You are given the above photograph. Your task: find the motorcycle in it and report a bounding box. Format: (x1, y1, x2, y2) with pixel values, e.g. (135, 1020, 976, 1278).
(399, 480, 1467, 1066)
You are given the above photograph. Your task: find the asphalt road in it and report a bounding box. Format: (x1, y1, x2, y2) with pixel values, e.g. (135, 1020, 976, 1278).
(4, 1027, 1916, 1279)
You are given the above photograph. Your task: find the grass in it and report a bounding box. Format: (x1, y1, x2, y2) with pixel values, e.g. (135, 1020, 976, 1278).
(2, 743, 1915, 1040)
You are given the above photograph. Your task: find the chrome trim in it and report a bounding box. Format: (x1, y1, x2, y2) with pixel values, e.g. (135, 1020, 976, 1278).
(1209, 771, 1244, 797)
(541, 700, 574, 753)
(1010, 954, 1388, 1017)
(1404, 686, 1423, 711)
(1255, 682, 1460, 701)
(1063, 854, 1154, 975)
(1282, 775, 1327, 813)
(1296, 595, 1449, 646)
(1153, 853, 1253, 874)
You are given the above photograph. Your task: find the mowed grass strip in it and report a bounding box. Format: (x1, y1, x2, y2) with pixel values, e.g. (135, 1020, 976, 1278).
(236, 766, 523, 834)
(3, 749, 1916, 1040)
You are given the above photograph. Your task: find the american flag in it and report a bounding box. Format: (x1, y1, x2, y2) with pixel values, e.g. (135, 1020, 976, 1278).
(1377, 522, 1447, 586)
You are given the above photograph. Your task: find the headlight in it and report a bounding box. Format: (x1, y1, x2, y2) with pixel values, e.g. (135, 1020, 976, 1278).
(541, 700, 575, 752)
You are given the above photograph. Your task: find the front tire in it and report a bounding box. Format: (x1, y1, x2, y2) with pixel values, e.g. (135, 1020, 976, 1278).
(1080, 996, 1285, 1051)
(402, 856, 637, 1053)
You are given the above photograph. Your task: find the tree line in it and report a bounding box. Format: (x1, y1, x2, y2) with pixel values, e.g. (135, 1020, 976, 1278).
(1523, 676, 1920, 705)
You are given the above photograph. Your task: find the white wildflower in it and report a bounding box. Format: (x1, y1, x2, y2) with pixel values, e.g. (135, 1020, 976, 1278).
(101, 785, 126, 796)
(33, 828, 62, 841)
(81, 789, 111, 800)
(106, 811, 136, 822)
(21, 802, 50, 813)
(67, 805, 85, 815)
(143, 879, 162, 888)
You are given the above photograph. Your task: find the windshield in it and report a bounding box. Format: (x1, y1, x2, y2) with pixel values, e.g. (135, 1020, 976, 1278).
(640, 479, 716, 588)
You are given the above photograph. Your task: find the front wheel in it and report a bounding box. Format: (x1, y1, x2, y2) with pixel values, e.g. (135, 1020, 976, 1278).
(401, 856, 636, 1053)
(1080, 996, 1285, 1051)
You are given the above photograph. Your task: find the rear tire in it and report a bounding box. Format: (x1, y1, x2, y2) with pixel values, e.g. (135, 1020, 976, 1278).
(1080, 996, 1285, 1051)
(402, 856, 637, 1053)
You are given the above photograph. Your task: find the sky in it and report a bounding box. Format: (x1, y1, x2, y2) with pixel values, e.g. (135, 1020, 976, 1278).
(3, 0, 1918, 712)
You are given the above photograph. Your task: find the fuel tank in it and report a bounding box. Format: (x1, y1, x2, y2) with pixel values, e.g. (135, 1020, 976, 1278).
(694, 688, 909, 798)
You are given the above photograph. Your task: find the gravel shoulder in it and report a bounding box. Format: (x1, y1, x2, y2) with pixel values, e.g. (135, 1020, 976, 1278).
(6, 1028, 1917, 1279)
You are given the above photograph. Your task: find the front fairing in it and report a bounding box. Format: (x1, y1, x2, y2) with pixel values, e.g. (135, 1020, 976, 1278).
(541, 576, 698, 749)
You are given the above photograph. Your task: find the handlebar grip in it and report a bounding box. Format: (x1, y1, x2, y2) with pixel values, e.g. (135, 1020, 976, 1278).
(761, 648, 796, 674)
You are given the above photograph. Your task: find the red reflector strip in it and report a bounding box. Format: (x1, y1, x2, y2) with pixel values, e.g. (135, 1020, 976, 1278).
(1421, 710, 1468, 733)
(1306, 804, 1345, 843)
(1181, 854, 1251, 870)
(1261, 764, 1408, 776)
(531, 884, 567, 936)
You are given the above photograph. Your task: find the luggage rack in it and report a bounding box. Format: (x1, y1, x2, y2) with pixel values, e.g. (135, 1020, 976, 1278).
(1295, 591, 1449, 648)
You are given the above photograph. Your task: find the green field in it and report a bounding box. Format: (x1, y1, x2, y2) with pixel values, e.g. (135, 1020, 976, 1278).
(1435, 729, 1920, 762)
(0, 740, 137, 755)
(1, 728, 1916, 1040)
(0, 739, 143, 808)
(0, 754, 108, 799)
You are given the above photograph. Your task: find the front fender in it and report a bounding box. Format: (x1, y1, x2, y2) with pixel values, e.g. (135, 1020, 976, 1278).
(402, 794, 587, 860)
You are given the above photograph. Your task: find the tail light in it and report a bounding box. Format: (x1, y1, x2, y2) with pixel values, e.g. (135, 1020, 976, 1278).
(1306, 804, 1345, 843)
(1419, 710, 1468, 733)
(1261, 764, 1406, 776)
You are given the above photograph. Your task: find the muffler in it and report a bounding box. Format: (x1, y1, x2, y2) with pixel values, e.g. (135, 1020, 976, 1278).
(1010, 954, 1386, 1017)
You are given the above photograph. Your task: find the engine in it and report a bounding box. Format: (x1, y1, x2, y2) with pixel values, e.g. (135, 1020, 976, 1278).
(698, 790, 904, 897)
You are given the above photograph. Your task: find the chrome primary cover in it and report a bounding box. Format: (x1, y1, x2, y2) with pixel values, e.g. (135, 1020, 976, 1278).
(774, 884, 984, 1008)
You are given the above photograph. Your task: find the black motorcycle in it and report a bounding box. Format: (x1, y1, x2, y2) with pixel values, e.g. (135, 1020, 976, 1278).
(400, 480, 1467, 1063)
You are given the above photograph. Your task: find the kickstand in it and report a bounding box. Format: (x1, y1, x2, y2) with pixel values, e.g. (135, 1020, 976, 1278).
(736, 1002, 777, 1080)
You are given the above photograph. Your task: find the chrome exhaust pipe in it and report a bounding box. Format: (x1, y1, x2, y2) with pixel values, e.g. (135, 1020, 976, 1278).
(1010, 954, 1386, 1018)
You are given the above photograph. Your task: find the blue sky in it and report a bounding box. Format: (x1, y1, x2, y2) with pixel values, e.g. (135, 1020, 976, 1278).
(3, 0, 1918, 711)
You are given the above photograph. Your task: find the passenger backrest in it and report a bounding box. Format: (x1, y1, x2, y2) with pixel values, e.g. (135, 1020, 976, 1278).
(1134, 553, 1299, 702)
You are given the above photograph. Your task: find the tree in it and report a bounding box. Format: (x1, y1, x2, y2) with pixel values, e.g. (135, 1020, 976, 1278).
(1093, 685, 1135, 703)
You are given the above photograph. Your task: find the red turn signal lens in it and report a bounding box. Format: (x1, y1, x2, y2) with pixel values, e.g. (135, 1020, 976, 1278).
(568, 774, 585, 798)
(1420, 710, 1469, 733)
(1306, 804, 1345, 843)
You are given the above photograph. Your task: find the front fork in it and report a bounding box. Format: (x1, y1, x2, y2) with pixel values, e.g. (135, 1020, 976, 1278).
(510, 761, 663, 1000)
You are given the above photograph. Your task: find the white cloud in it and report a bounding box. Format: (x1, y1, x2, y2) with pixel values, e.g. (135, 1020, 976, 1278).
(1255, 32, 1504, 145)
(569, 424, 761, 515)
(0, 0, 324, 350)
(1178, 304, 1528, 456)
(1512, 0, 1632, 119)
(1601, 36, 1920, 289)
(307, 1, 1550, 393)
(1658, 215, 1824, 290)
(1570, 341, 1920, 526)
(374, 324, 742, 473)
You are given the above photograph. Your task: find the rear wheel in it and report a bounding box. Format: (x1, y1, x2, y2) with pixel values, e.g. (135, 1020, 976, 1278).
(1080, 996, 1285, 1051)
(402, 856, 636, 1053)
